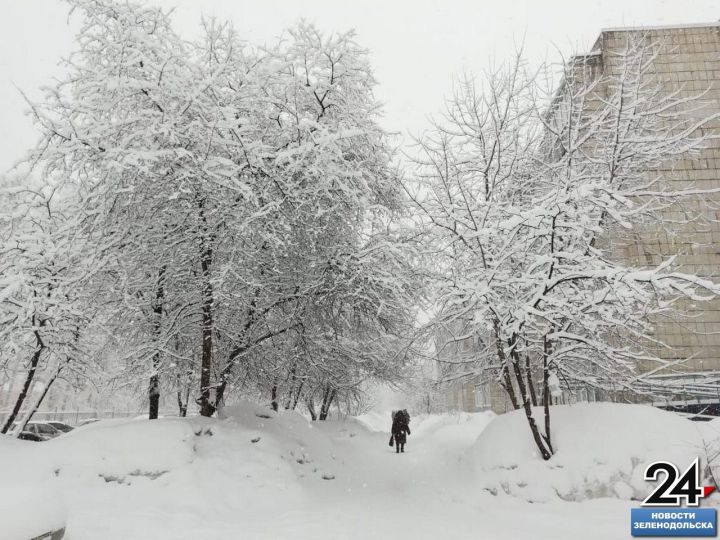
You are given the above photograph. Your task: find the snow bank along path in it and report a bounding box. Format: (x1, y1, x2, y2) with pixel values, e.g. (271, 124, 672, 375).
(1, 402, 712, 539)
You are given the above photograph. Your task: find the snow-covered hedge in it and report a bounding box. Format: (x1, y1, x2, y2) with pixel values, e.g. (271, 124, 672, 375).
(469, 403, 709, 503)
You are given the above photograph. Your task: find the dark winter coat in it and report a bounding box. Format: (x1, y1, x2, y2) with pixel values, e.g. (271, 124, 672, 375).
(391, 416, 411, 445)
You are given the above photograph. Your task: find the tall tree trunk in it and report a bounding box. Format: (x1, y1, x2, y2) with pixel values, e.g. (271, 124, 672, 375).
(197, 199, 216, 417)
(509, 337, 552, 461)
(13, 362, 64, 435)
(149, 265, 166, 420)
(1, 322, 45, 434)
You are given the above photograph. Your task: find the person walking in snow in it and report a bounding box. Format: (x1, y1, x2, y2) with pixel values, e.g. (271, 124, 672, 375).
(389, 409, 411, 453)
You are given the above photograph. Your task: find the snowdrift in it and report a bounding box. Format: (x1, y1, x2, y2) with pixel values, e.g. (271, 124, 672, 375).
(0, 402, 363, 540)
(469, 402, 711, 503)
(3, 401, 715, 539)
(217, 399, 350, 480)
(0, 436, 68, 540)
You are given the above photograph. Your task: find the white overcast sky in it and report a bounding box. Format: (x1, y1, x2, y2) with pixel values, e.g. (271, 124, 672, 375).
(1, 0, 718, 173)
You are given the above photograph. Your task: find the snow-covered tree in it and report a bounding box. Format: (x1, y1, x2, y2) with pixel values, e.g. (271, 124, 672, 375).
(411, 38, 720, 459)
(15, 0, 421, 421)
(0, 174, 92, 434)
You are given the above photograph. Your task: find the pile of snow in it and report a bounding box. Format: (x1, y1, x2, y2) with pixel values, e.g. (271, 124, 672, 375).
(0, 418, 214, 540)
(218, 400, 345, 481)
(0, 401, 373, 539)
(0, 435, 67, 540)
(469, 402, 710, 503)
(51, 418, 197, 482)
(4, 401, 710, 539)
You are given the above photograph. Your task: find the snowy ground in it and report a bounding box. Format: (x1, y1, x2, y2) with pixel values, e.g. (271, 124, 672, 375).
(1, 403, 717, 539)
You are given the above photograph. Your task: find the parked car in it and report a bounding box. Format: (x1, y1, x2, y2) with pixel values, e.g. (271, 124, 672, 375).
(15, 422, 63, 441)
(46, 421, 74, 433)
(77, 417, 99, 426)
(17, 431, 44, 442)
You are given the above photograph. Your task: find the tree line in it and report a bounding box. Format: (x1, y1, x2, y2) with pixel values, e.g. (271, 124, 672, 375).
(1, 0, 422, 432)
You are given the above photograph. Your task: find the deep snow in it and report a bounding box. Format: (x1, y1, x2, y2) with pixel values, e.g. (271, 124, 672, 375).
(471, 402, 711, 502)
(0, 402, 717, 539)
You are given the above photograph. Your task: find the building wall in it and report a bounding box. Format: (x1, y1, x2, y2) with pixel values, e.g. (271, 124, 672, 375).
(600, 25, 720, 379)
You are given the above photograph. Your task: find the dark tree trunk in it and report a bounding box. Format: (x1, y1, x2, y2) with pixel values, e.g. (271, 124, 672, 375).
(319, 386, 336, 421)
(197, 199, 216, 417)
(290, 381, 304, 410)
(284, 366, 297, 410)
(499, 363, 519, 410)
(15, 363, 64, 433)
(214, 365, 229, 413)
(177, 371, 190, 418)
(149, 266, 166, 420)
(148, 373, 160, 420)
(177, 389, 188, 417)
(509, 337, 552, 461)
(1, 322, 45, 434)
(542, 336, 553, 453)
(271, 384, 279, 412)
(525, 354, 538, 407)
(318, 387, 329, 419)
(494, 321, 519, 410)
(283, 386, 295, 411)
(284, 389, 293, 410)
(307, 396, 317, 421)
